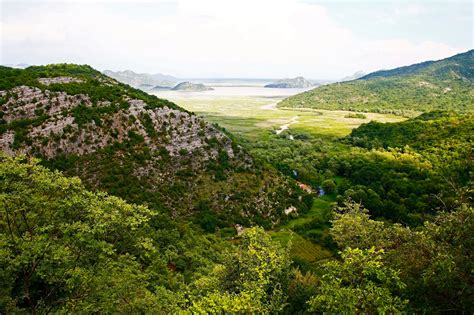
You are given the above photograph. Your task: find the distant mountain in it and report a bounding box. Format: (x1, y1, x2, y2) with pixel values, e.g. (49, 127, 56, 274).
(265, 77, 314, 88)
(278, 50, 474, 115)
(150, 85, 172, 91)
(136, 83, 154, 90)
(0, 64, 307, 227)
(102, 69, 177, 88)
(172, 81, 214, 91)
(3, 63, 30, 69)
(339, 70, 366, 82)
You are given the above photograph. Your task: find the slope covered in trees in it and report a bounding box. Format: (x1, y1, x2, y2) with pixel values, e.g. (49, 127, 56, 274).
(279, 50, 474, 115)
(245, 111, 471, 226)
(333, 112, 472, 224)
(0, 64, 309, 229)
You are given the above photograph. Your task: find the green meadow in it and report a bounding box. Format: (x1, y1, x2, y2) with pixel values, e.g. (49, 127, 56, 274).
(168, 96, 405, 139)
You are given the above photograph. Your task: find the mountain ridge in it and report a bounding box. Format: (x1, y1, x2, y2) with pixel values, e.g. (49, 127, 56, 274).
(265, 76, 315, 88)
(172, 81, 214, 91)
(278, 50, 474, 115)
(103, 69, 178, 88)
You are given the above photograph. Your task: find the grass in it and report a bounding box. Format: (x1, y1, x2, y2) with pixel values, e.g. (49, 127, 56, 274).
(270, 194, 336, 267)
(159, 96, 406, 140)
(283, 194, 335, 230)
(270, 229, 332, 267)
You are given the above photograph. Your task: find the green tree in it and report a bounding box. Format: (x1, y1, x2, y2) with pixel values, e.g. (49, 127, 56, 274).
(329, 198, 474, 312)
(286, 269, 320, 313)
(308, 247, 408, 313)
(0, 155, 163, 313)
(188, 227, 291, 313)
(322, 179, 336, 194)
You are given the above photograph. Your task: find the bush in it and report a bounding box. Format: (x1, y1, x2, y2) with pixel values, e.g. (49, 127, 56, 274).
(344, 112, 367, 119)
(322, 179, 336, 194)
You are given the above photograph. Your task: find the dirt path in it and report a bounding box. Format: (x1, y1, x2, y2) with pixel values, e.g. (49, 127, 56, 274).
(276, 116, 298, 134)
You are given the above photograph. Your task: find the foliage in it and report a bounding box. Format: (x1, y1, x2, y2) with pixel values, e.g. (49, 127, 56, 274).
(0, 155, 230, 313)
(330, 199, 474, 312)
(322, 179, 336, 194)
(286, 269, 320, 313)
(344, 112, 367, 119)
(187, 227, 291, 313)
(348, 111, 473, 186)
(308, 247, 408, 313)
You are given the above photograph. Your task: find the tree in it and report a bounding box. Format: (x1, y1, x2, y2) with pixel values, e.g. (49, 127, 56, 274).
(330, 199, 413, 251)
(286, 269, 319, 313)
(0, 155, 163, 313)
(329, 198, 474, 312)
(308, 247, 408, 313)
(188, 227, 291, 313)
(322, 179, 336, 194)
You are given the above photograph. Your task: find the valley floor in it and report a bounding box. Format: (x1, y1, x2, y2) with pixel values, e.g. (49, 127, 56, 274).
(155, 95, 405, 139)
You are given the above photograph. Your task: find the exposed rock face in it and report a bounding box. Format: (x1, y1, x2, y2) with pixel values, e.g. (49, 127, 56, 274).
(38, 76, 84, 85)
(1, 86, 91, 123)
(265, 77, 314, 88)
(171, 81, 214, 91)
(0, 86, 235, 160)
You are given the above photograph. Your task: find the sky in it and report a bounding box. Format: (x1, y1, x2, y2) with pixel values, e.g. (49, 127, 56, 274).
(1, 0, 473, 79)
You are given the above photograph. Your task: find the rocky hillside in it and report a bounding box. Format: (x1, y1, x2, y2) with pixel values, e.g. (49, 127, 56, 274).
(265, 76, 314, 88)
(172, 81, 214, 91)
(279, 50, 474, 115)
(0, 64, 308, 228)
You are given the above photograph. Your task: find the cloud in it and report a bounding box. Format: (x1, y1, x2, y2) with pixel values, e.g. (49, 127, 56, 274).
(0, 0, 468, 78)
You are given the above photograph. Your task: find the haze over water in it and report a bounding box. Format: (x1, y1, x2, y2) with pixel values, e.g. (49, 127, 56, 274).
(151, 81, 312, 100)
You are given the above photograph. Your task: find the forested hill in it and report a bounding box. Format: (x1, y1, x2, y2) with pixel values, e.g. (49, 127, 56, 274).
(348, 111, 473, 186)
(0, 64, 308, 229)
(278, 49, 474, 115)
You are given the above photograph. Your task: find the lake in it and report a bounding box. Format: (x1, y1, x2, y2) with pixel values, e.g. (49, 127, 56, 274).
(150, 81, 313, 100)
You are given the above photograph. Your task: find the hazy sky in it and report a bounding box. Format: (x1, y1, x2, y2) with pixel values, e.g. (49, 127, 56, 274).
(1, 0, 472, 79)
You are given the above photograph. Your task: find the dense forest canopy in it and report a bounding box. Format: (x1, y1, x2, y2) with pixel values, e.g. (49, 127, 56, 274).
(1, 156, 471, 313)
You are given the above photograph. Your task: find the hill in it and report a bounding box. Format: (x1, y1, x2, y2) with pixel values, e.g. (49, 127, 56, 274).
(0, 64, 308, 228)
(278, 50, 474, 115)
(172, 81, 214, 91)
(103, 69, 177, 88)
(347, 111, 473, 184)
(265, 76, 314, 88)
(150, 85, 172, 91)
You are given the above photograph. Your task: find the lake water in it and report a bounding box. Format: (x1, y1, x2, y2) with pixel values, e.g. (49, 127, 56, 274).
(150, 82, 313, 100)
